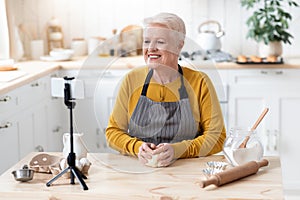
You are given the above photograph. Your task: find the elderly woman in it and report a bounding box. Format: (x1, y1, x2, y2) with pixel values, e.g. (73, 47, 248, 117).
(106, 13, 226, 167)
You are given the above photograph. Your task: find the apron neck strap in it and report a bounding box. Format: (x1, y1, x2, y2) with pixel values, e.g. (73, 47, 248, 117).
(141, 65, 188, 99)
(141, 69, 153, 96)
(178, 65, 188, 99)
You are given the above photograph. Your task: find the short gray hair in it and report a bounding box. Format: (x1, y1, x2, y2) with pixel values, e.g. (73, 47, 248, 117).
(143, 12, 186, 40)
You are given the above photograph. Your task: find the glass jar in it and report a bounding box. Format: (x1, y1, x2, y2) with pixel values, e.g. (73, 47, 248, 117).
(223, 127, 264, 166)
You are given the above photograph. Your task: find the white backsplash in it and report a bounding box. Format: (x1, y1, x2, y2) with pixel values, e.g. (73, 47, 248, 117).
(6, 0, 300, 58)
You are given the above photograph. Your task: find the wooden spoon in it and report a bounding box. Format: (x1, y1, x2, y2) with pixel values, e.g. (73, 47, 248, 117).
(239, 108, 269, 148)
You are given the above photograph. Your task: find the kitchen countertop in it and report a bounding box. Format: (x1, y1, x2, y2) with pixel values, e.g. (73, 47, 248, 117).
(0, 152, 283, 199)
(1, 55, 300, 96)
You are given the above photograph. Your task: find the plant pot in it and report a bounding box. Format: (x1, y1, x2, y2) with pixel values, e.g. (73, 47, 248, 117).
(258, 41, 282, 57)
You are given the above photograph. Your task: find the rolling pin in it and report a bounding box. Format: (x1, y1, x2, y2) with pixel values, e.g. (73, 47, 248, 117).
(199, 159, 269, 188)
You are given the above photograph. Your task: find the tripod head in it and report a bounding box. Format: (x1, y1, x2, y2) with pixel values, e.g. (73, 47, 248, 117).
(51, 76, 84, 102)
(64, 76, 76, 109)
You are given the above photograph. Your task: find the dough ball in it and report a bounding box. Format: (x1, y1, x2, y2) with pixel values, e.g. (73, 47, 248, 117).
(145, 154, 159, 168)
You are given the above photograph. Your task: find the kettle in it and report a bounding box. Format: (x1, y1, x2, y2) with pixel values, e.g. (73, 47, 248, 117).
(196, 20, 225, 51)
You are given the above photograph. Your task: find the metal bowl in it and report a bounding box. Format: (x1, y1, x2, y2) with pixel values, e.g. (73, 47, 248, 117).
(12, 165, 34, 182)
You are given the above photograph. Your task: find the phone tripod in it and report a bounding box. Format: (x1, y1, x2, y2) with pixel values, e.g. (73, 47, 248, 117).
(46, 77, 88, 190)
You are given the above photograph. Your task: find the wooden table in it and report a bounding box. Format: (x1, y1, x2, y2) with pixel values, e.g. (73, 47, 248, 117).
(0, 152, 284, 199)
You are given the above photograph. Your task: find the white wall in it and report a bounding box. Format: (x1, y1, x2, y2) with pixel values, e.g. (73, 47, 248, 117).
(6, 0, 300, 58)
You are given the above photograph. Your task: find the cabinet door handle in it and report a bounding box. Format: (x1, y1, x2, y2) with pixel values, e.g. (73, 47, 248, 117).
(260, 70, 268, 75)
(0, 122, 12, 129)
(50, 74, 58, 78)
(0, 96, 11, 102)
(31, 82, 39, 87)
(35, 145, 44, 152)
(274, 129, 279, 151)
(52, 126, 61, 133)
(275, 70, 283, 75)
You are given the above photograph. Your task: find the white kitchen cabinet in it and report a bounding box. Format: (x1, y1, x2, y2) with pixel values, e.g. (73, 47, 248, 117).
(277, 87, 300, 191)
(0, 72, 63, 174)
(227, 68, 300, 191)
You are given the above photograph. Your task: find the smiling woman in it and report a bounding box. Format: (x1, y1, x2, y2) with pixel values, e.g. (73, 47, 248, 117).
(105, 12, 226, 168)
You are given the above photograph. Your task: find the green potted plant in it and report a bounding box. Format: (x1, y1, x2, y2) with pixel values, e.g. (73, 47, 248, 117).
(241, 0, 299, 57)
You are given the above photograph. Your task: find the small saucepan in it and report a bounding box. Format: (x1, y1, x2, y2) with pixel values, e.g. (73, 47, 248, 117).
(12, 165, 34, 182)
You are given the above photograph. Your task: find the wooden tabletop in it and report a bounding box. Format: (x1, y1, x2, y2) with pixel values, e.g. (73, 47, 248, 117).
(0, 152, 284, 199)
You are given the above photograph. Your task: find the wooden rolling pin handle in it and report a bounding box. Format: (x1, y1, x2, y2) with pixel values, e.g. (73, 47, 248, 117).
(258, 159, 269, 168)
(199, 159, 269, 188)
(199, 176, 220, 188)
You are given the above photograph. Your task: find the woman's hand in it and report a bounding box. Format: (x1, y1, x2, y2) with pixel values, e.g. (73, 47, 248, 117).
(138, 142, 156, 165)
(153, 143, 175, 167)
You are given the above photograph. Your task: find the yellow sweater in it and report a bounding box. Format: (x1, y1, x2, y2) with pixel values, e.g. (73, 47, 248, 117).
(105, 66, 226, 158)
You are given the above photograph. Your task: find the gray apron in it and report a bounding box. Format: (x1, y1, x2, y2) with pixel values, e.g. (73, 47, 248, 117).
(128, 65, 200, 145)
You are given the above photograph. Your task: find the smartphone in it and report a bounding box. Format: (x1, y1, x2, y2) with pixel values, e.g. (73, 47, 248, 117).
(51, 77, 84, 99)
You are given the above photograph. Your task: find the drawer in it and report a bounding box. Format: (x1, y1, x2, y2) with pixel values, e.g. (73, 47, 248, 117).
(228, 69, 300, 84)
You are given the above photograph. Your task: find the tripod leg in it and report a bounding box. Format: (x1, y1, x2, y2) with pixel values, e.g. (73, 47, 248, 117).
(71, 167, 89, 190)
(70, 170, 75, 184)
(46, 167, 70, 187)
(76, 168, 87, 179)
